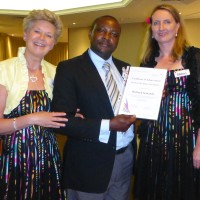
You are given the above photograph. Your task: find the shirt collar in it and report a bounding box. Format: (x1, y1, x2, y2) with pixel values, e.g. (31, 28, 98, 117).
(88, 48, 113, 69)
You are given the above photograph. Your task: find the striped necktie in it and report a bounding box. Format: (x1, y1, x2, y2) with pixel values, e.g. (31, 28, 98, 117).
(103, 62, 120, 113)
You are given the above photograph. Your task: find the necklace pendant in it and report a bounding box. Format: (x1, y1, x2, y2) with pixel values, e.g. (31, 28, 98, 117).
(29, 76, 38, 82)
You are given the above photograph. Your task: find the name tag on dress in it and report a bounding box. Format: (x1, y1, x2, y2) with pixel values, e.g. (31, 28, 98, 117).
(174, 69, 190, 78)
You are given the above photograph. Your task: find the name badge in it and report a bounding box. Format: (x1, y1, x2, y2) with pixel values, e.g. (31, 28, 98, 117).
(174, 69, 190, 78)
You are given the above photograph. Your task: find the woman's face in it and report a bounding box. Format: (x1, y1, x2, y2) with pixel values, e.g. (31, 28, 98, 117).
(151, 9, 180, 45)
(24, 20, 56, 59)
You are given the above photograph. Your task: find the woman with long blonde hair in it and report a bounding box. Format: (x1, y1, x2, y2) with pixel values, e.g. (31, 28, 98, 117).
(134, 4, 200, 200)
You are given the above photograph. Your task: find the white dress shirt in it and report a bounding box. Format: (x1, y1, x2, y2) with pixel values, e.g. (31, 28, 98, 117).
(88, 49, 134, 150)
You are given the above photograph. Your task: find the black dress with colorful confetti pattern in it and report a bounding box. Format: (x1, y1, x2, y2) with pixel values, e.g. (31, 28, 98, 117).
(0, 90, 65, 200)
(134, 47, 200, 200)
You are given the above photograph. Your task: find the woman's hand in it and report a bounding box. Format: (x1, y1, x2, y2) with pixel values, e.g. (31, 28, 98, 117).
(75, 108, 85, 119)
(193, 129, 200, 169)
(193, 145, 200, 169)
(31, 111, 68, 128)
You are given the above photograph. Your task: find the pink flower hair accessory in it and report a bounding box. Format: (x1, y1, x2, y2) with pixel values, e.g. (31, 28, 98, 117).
(146, 17, 151, 24)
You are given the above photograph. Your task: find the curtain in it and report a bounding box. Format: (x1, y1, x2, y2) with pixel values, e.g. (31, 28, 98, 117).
(45, 42, 68, 65)
(0, 33, 7, 60)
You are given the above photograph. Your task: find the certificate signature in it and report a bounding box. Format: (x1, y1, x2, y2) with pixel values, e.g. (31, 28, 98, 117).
(118, 66, 167, 120)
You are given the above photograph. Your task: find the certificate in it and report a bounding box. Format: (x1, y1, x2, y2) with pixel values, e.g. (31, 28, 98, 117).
(118, 66, 167, 120)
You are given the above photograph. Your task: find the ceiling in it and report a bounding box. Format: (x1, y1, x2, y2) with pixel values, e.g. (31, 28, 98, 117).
(0, 0, 200, 42)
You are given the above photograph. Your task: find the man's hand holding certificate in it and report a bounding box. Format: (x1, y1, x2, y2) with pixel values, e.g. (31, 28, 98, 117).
(118, 66, 167, 120)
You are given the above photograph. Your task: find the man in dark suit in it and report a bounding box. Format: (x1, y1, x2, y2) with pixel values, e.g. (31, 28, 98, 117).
(52, 15, 136, 200)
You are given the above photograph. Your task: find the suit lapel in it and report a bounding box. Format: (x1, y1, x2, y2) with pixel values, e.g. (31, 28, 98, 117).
(113, 57, 123, 75)
(81, 51, 114, 115)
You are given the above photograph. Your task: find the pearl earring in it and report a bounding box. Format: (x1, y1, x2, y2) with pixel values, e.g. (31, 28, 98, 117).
(175, 33, 178, 37)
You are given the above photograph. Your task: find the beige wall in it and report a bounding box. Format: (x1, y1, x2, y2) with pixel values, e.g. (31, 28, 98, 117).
(68, 27, 90, 59)
(115, 23, 146, 66)
(68, 23, 146, 65)
(68, 19, 200, 66)
(185, 18, 200, 48)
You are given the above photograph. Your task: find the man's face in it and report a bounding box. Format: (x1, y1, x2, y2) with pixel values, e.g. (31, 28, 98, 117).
(89, 17, 121, 60)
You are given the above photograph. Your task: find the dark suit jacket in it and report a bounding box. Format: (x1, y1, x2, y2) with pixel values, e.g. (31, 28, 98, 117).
(52, 50, 131, 193)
